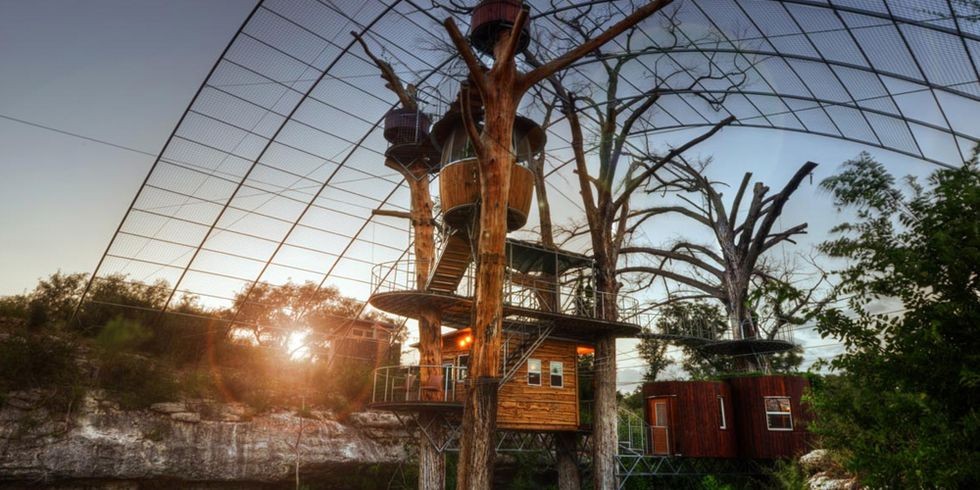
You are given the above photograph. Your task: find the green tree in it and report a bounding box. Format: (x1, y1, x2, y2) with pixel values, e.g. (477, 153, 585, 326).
(811, 151, 980, 487)
(639, 300, 804, 379)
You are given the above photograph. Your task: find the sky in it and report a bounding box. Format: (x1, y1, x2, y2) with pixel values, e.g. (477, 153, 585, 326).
(0, 0, 961, 386)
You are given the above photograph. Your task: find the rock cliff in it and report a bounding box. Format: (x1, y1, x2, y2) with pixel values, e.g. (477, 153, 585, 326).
(0, 390, 411, 488)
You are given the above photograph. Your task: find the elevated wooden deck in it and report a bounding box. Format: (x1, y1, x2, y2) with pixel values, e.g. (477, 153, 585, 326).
(369, 290, 641, 340)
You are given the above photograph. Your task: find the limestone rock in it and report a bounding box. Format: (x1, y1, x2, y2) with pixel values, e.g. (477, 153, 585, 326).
(800, 449, 832, 472)
(170, 412, 200, 423)
(150, 402, 186, 415)
(0, 394, 411, 485)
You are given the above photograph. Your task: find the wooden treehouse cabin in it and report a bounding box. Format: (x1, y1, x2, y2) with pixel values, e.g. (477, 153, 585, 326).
(365, 87, 643, 432)
(642, 375, 813, 459)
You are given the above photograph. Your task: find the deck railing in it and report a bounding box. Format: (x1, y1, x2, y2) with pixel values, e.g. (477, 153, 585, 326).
(371, 258, 641, 323)
(630, 311, 796, 344)
(371, 364, 467, 405)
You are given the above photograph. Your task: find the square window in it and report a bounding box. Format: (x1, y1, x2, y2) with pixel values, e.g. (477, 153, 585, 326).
(527, 359, 541, 386)
(550, 361, 564, 388)
(764, 396, 793, 431)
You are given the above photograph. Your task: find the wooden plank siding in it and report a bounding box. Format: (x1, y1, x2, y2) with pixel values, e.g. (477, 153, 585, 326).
(642, 381, 737, 458)
(727, 375, 813, 459)
(440, 331, 582, 431)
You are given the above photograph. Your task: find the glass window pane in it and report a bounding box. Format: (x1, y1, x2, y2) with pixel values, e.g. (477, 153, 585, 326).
(655, 402, 668, 426)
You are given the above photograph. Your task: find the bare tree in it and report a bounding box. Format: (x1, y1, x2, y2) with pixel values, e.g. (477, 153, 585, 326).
(520, 4, 753, 485)
(352, 33, 447, 490)
(439, 2, 672, 487)
(619, 159, 819, 369)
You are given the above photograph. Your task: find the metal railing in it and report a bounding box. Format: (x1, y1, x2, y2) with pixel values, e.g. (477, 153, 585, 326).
(618, 407, 649, 455)
(371, 364, 467, 405)
(631, 311, 797, 345)
(371, 258, 642, 323)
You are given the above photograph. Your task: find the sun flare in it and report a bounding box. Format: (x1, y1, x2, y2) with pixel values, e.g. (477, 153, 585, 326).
(285, 330, 310, 361)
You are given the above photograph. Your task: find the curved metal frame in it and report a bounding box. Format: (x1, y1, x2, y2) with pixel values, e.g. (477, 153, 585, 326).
(75, 0, 980, 344)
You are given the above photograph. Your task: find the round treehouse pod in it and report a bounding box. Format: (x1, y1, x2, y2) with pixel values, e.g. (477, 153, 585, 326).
(431, 111, 545, 231)
(383, 108, 439, 170)
(468, 0, 531, 57)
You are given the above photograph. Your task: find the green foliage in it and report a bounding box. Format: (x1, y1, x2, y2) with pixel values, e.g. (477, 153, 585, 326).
(95, 316, 151, 352)
(96, 354, 179, 409)
(639, 300, 804, 379)
(0, 333, 81, 409)
(768, 459, 808, 490)
(0, 294, 29, 320)
(811, 151, 980, 487)
(699, 475, 734, 490)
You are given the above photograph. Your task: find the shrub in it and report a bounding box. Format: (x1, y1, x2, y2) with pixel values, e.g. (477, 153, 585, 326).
(96, 354, 179, 409)
(0, 333, 84, 412)
(95, 317, 151, 352)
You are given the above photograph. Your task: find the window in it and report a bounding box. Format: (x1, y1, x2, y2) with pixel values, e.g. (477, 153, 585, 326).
(457, 354, 469, 381)
(718, 396, 727, 429)
(550, 361, 564, 388)
(765, 397, 793, 431)
(527, 359, 541, 386)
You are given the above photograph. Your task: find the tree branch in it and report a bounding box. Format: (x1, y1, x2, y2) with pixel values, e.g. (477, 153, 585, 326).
(519, 0, 673, 92)
(351, 31, 416, 110)
(620, 246, 724, 279)
(442, 18, 489, 95)
(617, 266, 723, 297)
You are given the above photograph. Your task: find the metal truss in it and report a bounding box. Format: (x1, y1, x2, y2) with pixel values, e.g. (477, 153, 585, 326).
(75, 0, 980, 353)
(616, 455, 761, 489)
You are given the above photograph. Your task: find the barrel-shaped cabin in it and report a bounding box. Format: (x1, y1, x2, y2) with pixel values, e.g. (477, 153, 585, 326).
(469, 0, 531, 56)
(642, 381, 736, 458)
(372, 328, 592, 432)
(382, 107, 439, 170)
(430, 109, 544, 231)
(642, 375, 812, 459)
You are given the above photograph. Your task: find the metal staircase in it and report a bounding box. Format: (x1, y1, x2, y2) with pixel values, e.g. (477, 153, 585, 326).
(425, 229, 473, 294)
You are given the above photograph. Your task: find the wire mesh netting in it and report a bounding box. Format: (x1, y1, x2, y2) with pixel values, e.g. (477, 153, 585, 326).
(78, 0, 980, 335)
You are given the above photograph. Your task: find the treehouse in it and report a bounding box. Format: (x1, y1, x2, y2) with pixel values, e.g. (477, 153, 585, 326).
(382, 107, 439, 171)
(469, 0, 531, 56)
(430, 104, 543, 231)
(372, 329, 594, 432)
(642, 375, 812, 459)
(367, 239, 642, 429)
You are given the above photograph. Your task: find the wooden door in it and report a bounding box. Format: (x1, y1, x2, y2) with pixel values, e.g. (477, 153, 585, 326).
(649, 398, 670, 455)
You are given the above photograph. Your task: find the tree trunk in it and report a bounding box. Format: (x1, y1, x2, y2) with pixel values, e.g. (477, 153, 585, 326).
(456, 376, 499, 490)
(592, 333, 618, 490)
(388, 161, 445, 489)
(455, 31, 522, 489)
(418, 413, 447, 490)
(556, 432, 581, 490)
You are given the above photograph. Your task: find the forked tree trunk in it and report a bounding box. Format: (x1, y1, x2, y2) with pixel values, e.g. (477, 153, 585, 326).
(456, 37, 521, 489)
(441, 4, 671, 487)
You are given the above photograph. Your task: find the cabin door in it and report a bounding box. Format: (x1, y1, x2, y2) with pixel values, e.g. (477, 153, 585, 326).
(649, 398, 671, 455)
(442, 363, 454, 400)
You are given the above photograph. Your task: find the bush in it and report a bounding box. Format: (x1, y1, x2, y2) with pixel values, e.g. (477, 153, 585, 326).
(96, 354, 179, 409)
(0, 333, 84, 412)
(0, 295, 28, 320)
(95, 317, 151, 352)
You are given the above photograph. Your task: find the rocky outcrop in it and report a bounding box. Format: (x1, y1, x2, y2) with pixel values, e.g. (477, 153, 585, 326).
(799, 449, 859, 490)
(0, 391, 411, 486)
